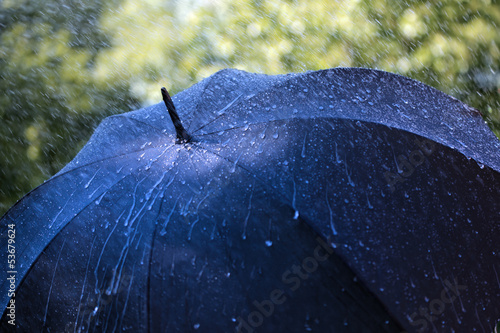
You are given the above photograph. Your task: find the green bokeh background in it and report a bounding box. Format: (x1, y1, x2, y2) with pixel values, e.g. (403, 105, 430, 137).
(1, 0, 499, 216)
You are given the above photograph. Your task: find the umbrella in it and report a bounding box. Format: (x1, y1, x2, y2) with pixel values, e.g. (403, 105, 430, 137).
(1, 67, 499, 332)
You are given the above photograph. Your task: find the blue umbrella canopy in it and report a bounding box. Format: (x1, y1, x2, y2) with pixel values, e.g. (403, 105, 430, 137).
(1, 68, 499, 332)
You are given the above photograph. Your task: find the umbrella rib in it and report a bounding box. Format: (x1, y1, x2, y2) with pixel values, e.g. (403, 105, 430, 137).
(0, 143, 174, 230)
(54, 143, 176, 185)
(9, 155, 180, 314)
(1, 143, 178, 305)
(15, 171, 137, 283)
(191, 93, 243, 135)
(186, 71, 224, 133)
(146, 196, 167, 333)
(0, 145, 168, 234)
(8, 163, 176, 326)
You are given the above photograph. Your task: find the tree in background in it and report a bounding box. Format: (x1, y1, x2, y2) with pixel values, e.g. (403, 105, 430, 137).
(1, 0, 499, 215)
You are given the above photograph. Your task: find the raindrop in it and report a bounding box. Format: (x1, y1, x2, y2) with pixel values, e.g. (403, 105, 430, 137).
(366, 192, 373, 209)
(345, 159, 355, 187)
(422, 108, 429, 118)
(95, 192, 106, 205)
(335, 142, 342, 163)
(292, 180, 298, 215)
(85, 168, 101, 189)
(242, 188, 253, 239)
(187, 217, 200, 241)
(272, 129, 279, 139)
(145, 171, 167, 200)
(301, 135, 307, 158)
(193, 323, 200, 330)
(325, 190, 338, 235)
(259, 128, 266, 139)
(265, 240, 273, 247)
(256, 143, 264, 154)
(230, 152, 243, 173)
(303, 88, 308, 93)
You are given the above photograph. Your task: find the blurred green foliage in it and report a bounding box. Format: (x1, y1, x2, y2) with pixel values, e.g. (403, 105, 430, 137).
(1, 0, 499, 215)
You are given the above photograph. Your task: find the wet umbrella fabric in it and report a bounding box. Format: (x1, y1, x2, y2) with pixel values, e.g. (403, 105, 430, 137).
(1, 68, 499, 332)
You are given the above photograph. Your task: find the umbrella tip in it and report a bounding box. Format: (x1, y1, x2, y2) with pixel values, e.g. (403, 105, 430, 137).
(161, 87, 193, 143)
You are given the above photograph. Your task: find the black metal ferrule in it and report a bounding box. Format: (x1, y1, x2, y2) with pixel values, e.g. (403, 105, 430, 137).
(161, 87, 192, 143)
